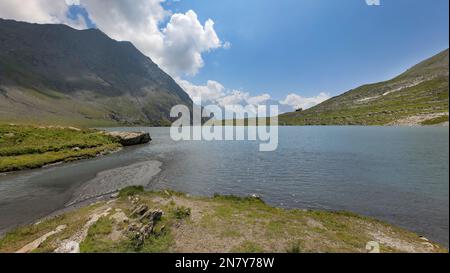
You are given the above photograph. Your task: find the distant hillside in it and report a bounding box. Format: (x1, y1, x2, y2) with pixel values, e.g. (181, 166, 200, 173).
(280, 49, 449, 126)
(0, 19, 192, 127)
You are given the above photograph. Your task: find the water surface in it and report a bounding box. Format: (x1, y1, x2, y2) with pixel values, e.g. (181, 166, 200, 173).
(0, 127, 448, 246)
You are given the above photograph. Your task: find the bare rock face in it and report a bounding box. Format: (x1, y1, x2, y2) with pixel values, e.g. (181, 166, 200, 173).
(106, 131, 152, 146)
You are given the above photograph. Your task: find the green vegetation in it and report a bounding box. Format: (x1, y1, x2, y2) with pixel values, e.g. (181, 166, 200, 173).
(171, 206, 192, 220)
(280, 49, 449, 126)
(0, 124, 121, 172)
(232, 241, 265, 253)
(118, 186, 145, 198)
(0, 203, 103, 253)
(79, 217, 116, 253)
(286, 241, 302, 253)
(280, 77, 449, 126)
(421, 115, 449, 125)
(1, 190, 445, 253)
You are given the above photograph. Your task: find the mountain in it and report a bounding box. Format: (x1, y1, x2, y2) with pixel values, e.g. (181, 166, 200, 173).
(0, 19, 192, 126)
(280, 49, 449, 126)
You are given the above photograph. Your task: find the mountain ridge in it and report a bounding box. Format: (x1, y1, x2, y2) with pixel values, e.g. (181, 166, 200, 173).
(280, 49, 449, 126)
(0, 18, 192, 126)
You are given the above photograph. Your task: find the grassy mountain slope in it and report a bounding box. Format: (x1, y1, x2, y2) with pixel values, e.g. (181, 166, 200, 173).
(280, 49, 449, 126)
(0, 19, 192, 127)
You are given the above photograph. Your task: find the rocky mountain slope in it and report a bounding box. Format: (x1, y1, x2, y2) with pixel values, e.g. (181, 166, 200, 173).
(0, 19, 192, 126)
(280, 49, 449, 126)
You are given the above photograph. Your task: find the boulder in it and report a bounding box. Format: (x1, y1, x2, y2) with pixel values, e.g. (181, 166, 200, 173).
(139, 209, 163, 222)
(106, 131, 151, 146)
(131, 204, 149, 217)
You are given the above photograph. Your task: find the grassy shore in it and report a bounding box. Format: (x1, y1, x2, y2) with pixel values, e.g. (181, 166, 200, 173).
(0, 187, 446, 253)
(0, 124, 121, 173)
(421, 115, 449, 125)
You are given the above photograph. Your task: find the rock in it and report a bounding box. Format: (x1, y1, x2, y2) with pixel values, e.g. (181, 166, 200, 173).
(110, 211, 129, 224)
(422, 242, 435, 249)
(110, 192, 119, 199)
(106, 131, 151, 146)
(139, 209, 163, 222)
(127, 223, 143, 232)
(129, 196, 140, 204)
(67, 127, 81, 131)
(16, 225, 67, 253)
(127, 207, 165, 248)
(54, 240, 80, 254)
(72, 147, 81, 152)
(133, 232, 145, 248)
(131, 204, 148, 217)
(140, 223, 155, 238)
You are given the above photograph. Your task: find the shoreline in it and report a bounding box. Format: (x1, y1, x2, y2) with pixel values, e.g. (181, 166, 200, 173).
(0, 188, 447, 253)
(0, 124, 151, 174)
(1, 125, 448, 248)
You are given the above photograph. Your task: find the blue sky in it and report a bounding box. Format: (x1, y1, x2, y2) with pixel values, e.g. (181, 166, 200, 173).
(163, 0, 449, 99)
(5, 0, 448, 108)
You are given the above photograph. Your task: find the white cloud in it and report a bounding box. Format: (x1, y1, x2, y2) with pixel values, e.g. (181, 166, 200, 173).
(0, 0, 226, 77)
(161, 10, 222, 76)
(216, 91, 272, 108)
(223, 41, 232, 49)
(177, 79, 225, 103)
(178, 79, 271, 107)
(280, 92, 330, 110)
(0, 0, 87, 29)
(178, 79, 329, 117)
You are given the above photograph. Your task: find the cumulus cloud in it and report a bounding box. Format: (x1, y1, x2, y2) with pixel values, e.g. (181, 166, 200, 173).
(178, 79, 271, 107)
(280, 93, 330, 110)
(177, 79, 226, 103)
(178, 79, 329, 117)
(0, 0, 87, 29)
(0, 0, 226, 76)
(161, 10, 222, 76)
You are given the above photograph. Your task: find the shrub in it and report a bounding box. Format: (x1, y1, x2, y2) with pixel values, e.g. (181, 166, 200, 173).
(172, 206, 191, 220)
(119, 186, 145, 198)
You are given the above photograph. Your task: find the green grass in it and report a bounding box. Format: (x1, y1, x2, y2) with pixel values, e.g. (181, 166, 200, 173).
(421, 115, 449, 125)
(0, 124, 121, 172)
(232, 241, 265, 253)
(79, 217, 115, 253)
(118, 186, 145, 198)
(0, 203, 103, 253)
(286, 241, 302, 253)
(1, 190, 447, 253)
(279, 76, 449, 126)
(171, 206, 192, 220)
